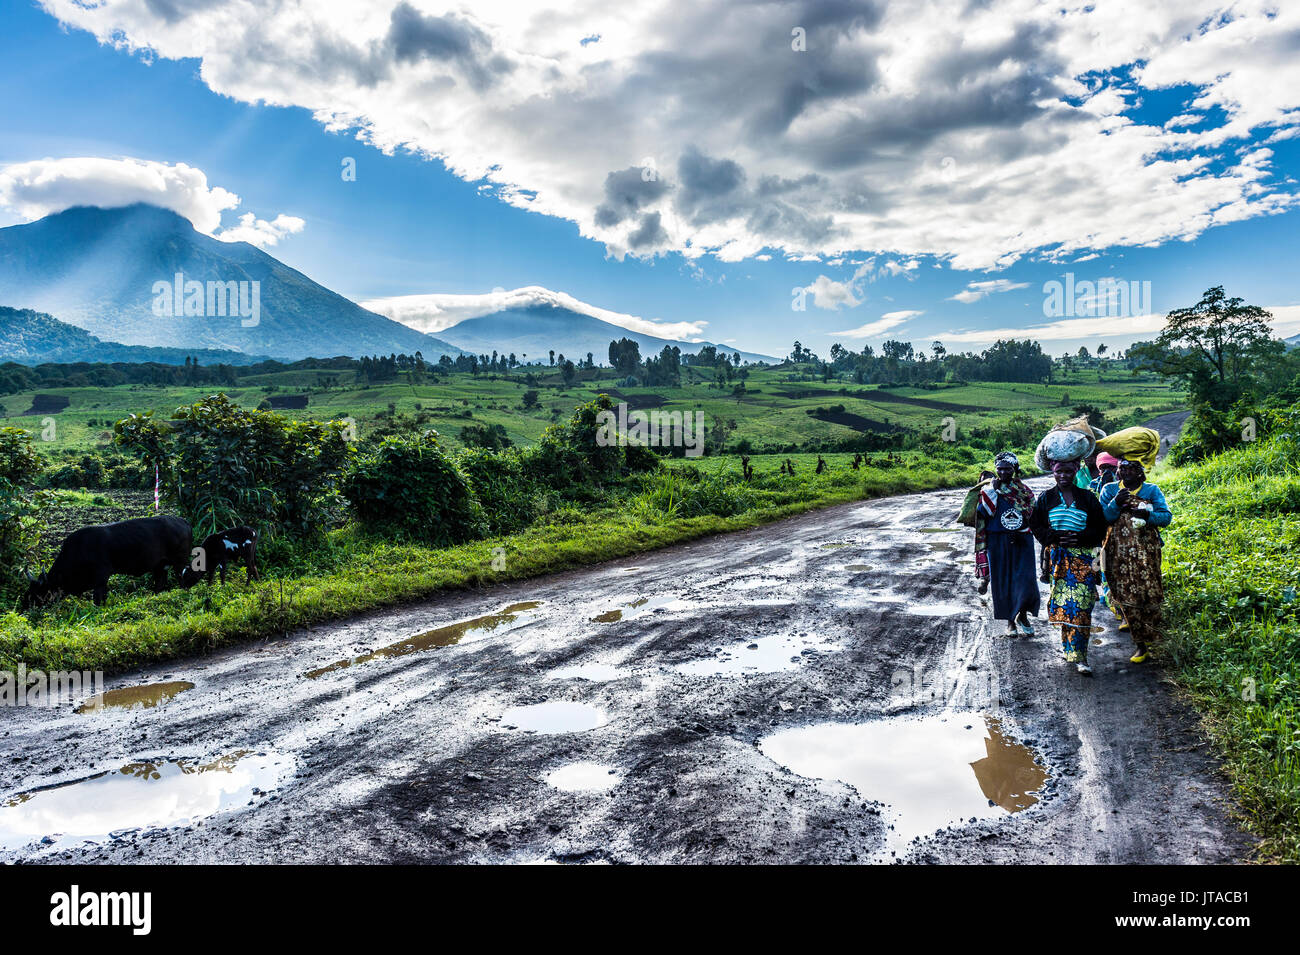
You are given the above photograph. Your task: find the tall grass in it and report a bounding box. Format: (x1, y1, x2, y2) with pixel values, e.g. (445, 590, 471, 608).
(1160, 424, 1300, 861)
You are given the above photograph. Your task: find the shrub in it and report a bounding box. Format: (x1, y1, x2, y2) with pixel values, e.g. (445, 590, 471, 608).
(343, 431, 487, 545)
(525, 394, 625, 490)
(0, 427, 48, 602)
(632, 468, 757, 521)
(455, 446, 541, 535)
(115, 394, 353, 538)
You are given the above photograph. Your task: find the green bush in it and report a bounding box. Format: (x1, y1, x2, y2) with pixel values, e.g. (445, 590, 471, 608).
(114, 394, 353, 538)
(343, 431, 487, 545)
(524, 394, 626, 490)
(633, 468, 757, 521)
(0, 427, 48, 602)
(456, 446, 542, 535)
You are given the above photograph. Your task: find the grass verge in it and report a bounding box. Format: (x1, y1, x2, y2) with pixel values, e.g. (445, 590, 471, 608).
(1160, 427, 1300, 862)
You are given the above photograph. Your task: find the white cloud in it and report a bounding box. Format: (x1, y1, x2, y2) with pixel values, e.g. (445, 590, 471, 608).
(941, 313, 1168, 344)
(216, 212, 306, 248)
(803, 274, 862, 310)
(833, 309, 922, 339)
(34, 0, 1300, 270)
(937, 304, 1300, 350)
(361, 285, 707, 340)
(0, 156, 301, 247)
(949, 279, 1030, 304)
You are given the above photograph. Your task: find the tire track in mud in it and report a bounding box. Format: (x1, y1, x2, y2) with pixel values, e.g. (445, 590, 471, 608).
(0, 476, 1251, 864)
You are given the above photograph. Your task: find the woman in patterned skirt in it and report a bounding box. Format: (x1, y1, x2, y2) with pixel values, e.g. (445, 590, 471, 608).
(1099, 458, 1173, 663)
(1029, 458, 1109, 675)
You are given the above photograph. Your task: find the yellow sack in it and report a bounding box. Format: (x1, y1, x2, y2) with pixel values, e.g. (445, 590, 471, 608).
(1095, 426, 1160, 471)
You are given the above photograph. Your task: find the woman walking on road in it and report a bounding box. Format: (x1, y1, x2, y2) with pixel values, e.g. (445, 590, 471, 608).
(975, 452, 1039, 636)
(1099, 458, 1173, 664)
(1030, 457, 1108, 676)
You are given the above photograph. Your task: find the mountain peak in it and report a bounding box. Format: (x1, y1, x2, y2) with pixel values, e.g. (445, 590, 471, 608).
(0, 205, 464, 361)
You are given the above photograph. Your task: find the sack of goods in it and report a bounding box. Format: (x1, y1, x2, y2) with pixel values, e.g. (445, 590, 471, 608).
(1094, 426, 1161, 472)
(955, 478, 993, 527)
(1034, 414, 1106, 471)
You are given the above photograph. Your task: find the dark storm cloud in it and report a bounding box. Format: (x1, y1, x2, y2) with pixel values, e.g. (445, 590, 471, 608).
(594, 166, 672, 228)
(627, 211, 669, 249)
(675, 148, 747, 223)
(386, 2, 513, 89)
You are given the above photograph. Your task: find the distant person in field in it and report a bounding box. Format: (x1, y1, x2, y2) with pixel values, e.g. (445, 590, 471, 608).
(1030, 452, 1108, 676)
(974, 452, 1039, 636)
(1099, 458, 1173, 664)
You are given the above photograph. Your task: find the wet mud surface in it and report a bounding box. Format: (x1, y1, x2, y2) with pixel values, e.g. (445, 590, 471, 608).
(0, 476, 1251, 864)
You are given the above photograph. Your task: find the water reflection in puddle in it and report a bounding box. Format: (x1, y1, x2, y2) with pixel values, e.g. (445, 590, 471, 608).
(501, 702, 607, 734)
(76, 681, 195, 714)
(545, 762, 620, 792)
(548, 661, 628, 682)
(906, 602, 974, 618)
(589, 594, 687, 624)
(760, 713, 1047, 857)
(0, 750, 292, 851)
(305, 601, 543, 678)
(675, 632, 838, 677)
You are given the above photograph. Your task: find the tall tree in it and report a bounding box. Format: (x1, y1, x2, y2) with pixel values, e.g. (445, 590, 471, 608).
(1130, 286, 1279, 408)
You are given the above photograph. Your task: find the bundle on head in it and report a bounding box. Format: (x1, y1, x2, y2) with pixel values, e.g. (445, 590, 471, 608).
(1034, 415, 1105, 471)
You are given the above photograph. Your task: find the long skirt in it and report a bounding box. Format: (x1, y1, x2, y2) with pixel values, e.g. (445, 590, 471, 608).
(986, 532, 1041, 620)
(1103, 514, 1164, 647)
(1047, 546, 1099, 663)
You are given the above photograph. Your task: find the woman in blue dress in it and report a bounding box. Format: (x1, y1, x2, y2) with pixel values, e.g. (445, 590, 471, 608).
(975, 452, 1040, 636)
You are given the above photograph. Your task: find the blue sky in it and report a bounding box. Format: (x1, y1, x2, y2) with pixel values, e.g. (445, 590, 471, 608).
(2, 0, 1299, 358)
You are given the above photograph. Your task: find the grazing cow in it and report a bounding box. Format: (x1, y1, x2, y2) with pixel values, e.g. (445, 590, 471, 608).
(180, 526, 259, 587)
(22, 516, 193, 608)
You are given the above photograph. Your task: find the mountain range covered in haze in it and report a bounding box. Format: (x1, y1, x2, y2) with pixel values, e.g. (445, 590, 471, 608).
(366, 288, 776, 365)
(0, 204, 776, 367)
(0, 305, 265, 366)
(0, 204, 464, 362)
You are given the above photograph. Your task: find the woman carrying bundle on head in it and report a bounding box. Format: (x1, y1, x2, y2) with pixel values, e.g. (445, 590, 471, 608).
(1099, 458, 1172, 664)
(1029, 421, 1109, 676)
(975, 452, 1039, 636)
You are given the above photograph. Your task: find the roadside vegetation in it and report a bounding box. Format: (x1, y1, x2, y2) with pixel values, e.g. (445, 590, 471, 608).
(0, 395, 991, 674)
(1160, 400, 1300, 862)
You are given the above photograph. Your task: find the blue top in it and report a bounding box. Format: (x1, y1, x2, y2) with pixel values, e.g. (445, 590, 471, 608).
(1047, 502, 1090, 531)
(1099, 482, 1172, 527)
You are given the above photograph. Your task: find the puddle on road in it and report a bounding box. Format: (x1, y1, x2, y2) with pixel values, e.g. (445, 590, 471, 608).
(305, 601, 543, 678)
(545, 762, 620, 793)
(906, 602, 976, 618)
(675, 632, 838, 677)
(548, 661, 628, 682)
(76, 681, 195, 714)
(760, 713, 1047, 857)
(501, 702, 608, 734)
(0, 750, 292, 851)
(589, 594, 690, 624)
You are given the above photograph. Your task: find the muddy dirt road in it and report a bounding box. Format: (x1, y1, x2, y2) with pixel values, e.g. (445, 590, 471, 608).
(2, 476, 1250, 864)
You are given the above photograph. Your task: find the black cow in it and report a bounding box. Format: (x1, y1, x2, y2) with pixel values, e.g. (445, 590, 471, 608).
(22, 516, 193, 608)
(180, 526, 259, 587)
